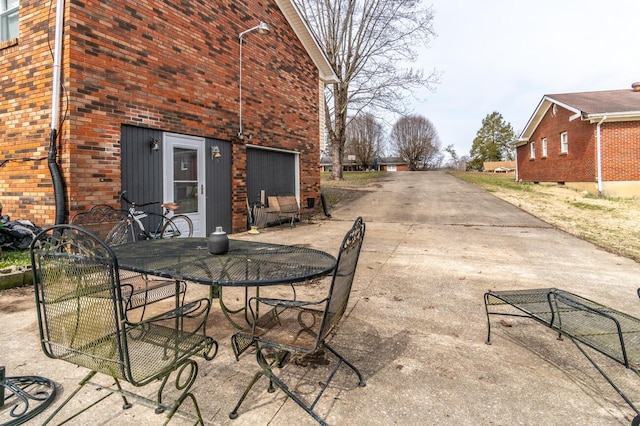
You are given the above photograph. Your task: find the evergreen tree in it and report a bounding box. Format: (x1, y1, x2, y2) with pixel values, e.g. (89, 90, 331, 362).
(468, 112, 515, 171)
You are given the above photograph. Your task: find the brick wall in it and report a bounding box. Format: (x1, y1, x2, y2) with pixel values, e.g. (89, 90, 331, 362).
(600, 121, 640, 182)
(0, 0, 54, 224)
(1, 0, 322, 228)
(517, 104, 640, 187)
(516, 105, 596, 183)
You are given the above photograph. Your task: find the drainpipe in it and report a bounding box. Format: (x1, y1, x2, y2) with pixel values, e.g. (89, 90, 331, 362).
(49, 0, 66, 224)
(596, 115, 607, 194)
(514, 146, 519, 182)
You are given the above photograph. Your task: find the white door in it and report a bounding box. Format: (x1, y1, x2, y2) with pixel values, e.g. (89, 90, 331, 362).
(163, 133, 206, 237)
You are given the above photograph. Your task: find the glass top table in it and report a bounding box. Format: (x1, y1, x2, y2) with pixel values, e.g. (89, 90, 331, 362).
(112, 238, 337, 287)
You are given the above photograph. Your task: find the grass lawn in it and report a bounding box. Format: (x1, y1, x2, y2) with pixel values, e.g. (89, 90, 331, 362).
(0, 249, 30, 269)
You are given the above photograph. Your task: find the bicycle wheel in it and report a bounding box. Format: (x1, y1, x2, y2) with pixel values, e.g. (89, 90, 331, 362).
(105, 220, 132, 245)
(160, 214, 193, 238)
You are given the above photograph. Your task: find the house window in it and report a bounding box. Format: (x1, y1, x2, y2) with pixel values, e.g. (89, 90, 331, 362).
(530, 141, 535, 159)
(542, 138, 547, 157)
(1, 0, 19, 42)
(560, 132, 568, 154)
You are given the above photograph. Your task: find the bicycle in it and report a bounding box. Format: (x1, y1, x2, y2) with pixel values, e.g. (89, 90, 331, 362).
(118, 191, 194, 242)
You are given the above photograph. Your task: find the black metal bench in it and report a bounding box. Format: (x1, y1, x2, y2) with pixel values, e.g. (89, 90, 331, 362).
(485, 288, 640, 425)
(71, 204, 187, 320)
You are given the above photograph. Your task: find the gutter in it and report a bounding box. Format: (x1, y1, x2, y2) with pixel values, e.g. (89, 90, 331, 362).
(596, 115, 607, 194)
(49, 0, 66, 224)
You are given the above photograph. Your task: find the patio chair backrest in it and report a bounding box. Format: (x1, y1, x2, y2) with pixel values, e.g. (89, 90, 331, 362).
(31, 225, 128, 380)
(317, 216, 365, 344)
(70, 204, 130, 246)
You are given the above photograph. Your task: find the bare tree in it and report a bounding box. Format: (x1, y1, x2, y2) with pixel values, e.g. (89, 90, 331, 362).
(390, 115, 441, 170)
(444, 144, 467, 171)
(295, 0, 439, 179)
(345, 113, 385, 170)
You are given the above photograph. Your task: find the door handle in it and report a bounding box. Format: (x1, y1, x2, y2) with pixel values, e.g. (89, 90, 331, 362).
(201, 184, 204, 195)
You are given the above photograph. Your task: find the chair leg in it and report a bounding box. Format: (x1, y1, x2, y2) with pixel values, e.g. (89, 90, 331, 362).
(229, 370, 265, 420)
(114, 377, 133, 409)
(157, 359, 206, 425)
(230, 344, 364, 425)
(324, 343, 366, 388)
(41, 371, 105, 425)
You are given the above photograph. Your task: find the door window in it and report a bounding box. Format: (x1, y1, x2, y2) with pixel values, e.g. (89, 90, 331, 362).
(173, 148, 198, 214)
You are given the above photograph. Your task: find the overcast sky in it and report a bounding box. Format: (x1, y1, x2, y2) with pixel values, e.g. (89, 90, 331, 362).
(411, 0, 640, 160)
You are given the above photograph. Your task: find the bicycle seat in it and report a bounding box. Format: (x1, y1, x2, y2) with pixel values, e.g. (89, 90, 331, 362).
(161, 202, 180, 211)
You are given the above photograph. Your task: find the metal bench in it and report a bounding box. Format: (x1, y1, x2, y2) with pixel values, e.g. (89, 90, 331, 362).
(485, 288, 640, 424)
(265, 195, 300, 226)
(71, 205, 187, 320)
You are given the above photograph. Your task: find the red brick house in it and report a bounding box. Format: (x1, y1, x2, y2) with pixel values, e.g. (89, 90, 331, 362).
(0, 0, 337, 234)
(515, 84, 640, 197)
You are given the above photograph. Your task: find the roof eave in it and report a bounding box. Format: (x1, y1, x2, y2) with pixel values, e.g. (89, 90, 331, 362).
(276, 0, 339, 83)
(519, 96, 584, 142)
(584, 112, 640, 123)
(512, 138, 528, 147)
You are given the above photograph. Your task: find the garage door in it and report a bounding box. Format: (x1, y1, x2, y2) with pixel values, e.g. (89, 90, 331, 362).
(246, 148, 296, 206)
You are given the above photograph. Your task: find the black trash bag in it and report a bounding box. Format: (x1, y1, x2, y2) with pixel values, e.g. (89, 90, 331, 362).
(0, 215, 43, 250)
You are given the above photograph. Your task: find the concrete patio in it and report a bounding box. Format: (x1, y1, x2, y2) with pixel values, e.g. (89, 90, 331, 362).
(2, 171, 640, 425)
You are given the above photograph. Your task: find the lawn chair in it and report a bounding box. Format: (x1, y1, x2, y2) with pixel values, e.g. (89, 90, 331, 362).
(71, 204, 187, 320)
(229, 217, 366, 425)
(30, 224, 217, 425)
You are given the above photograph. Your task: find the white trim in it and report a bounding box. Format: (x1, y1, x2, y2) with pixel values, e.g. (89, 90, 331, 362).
(546, 97, 581, 116)
(586, 112, 640, 123)
(50, 0, 65, 131)
(163, 133, 206, 237)
(596, 116, 607, 193)
(246, 143, 299, 155)
(520, 97, 582, 141)
(529, 141, 535, 159)
(569, 112, 581, 121)
(275, 0, 338, 83)
(560, 132, 568, 154)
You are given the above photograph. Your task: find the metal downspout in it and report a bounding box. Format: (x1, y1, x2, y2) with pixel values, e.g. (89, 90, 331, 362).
(596, 116, 607, 194)
(49, 0, 66, 224)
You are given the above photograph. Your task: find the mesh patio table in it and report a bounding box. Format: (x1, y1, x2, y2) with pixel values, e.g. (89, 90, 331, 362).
(112, 238, 337, 327)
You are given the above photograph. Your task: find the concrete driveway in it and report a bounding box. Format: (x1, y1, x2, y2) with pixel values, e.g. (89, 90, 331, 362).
(3, 171, 640, 425)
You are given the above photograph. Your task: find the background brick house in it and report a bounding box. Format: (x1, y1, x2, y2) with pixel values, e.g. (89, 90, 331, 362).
(515, 84, 640, 197)
(320, 156, 409, 172)
(0, 0, 336, 234)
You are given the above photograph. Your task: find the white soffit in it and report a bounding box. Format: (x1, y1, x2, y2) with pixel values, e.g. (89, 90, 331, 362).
(276, 0, 339, 83)
(519, 96, 581, 142)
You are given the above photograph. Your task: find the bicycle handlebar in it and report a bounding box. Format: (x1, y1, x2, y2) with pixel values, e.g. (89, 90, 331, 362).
(119, 191, 159, 208)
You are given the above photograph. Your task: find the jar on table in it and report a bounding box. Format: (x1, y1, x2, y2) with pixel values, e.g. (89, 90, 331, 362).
(208, 226, 229, 255)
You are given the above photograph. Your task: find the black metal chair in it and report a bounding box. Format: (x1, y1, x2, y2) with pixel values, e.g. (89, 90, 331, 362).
(71, 204, 187, 321)
(229, 217, 366, 425)
(30, 224, 217, 425)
